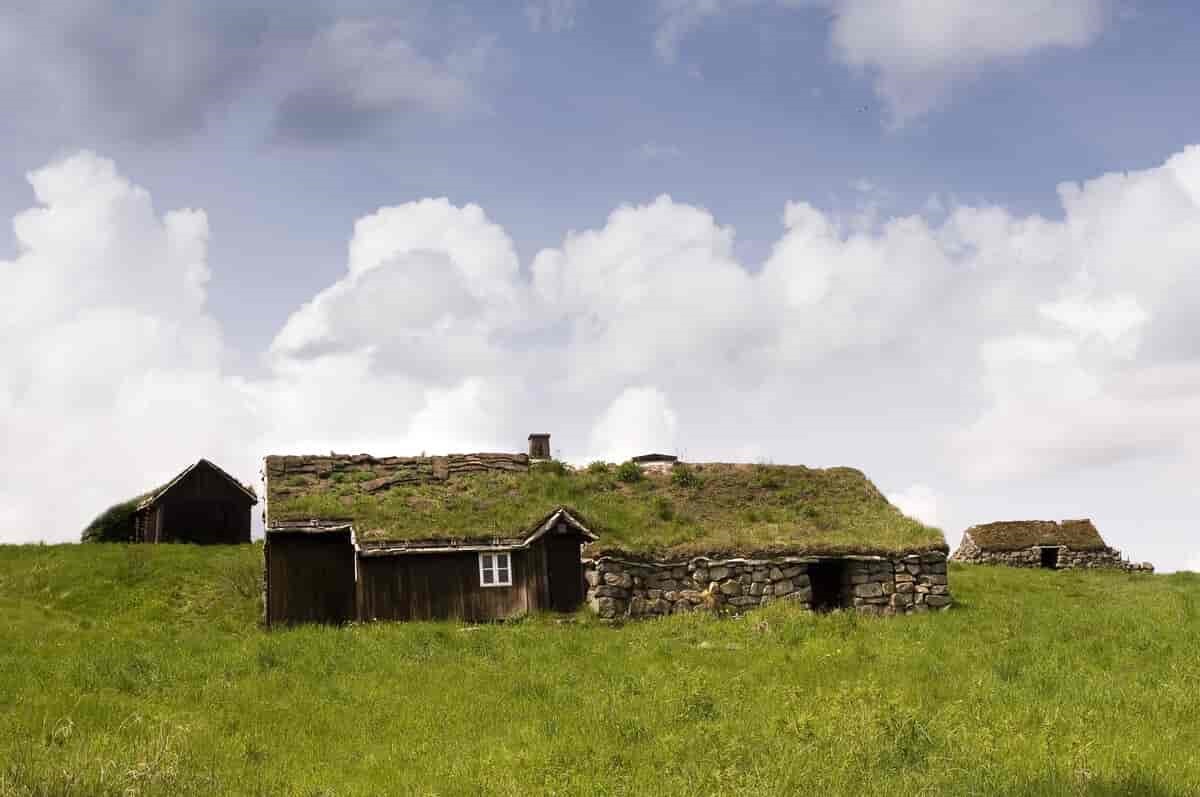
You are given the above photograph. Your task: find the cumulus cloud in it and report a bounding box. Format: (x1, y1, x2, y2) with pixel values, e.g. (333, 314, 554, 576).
(653, 0, 1110, 124)
(829, 0, 1109, 125)
(587, 388, 679, 462)
(887, 484, 941, 528)
(0, 152, 259, 536)
(4, 144, 1200, 571)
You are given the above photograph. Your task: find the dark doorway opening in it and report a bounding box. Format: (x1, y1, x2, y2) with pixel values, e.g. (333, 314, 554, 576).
(546, 536, 584, 611)
(1040, 547, 1059, 570)
(808, 560, 849, 612)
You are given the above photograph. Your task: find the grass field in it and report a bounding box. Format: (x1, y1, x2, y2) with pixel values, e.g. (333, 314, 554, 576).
(1, 544, 1198, 796)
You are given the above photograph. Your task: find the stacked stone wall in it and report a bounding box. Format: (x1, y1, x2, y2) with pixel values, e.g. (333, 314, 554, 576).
(953, 539, 1152, 572)
(583, 553, 951, 620)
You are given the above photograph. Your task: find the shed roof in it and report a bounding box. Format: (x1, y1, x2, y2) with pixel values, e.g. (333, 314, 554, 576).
(136, 458, 258, 511)
(263, 453, 947, 559)
(962, 519, 1108, 552)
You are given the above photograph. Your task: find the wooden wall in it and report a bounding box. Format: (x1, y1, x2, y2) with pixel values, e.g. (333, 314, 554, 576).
(265, 531, 357, 627)
(358, 550, 531, 622)
(144, 463, 253, 544)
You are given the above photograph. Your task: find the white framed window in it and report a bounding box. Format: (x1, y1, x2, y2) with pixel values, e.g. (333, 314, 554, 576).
(479, 552, 512, 587)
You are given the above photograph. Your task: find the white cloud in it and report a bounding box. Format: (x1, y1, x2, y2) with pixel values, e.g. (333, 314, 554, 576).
(587, 387, 679, 462)
(830, 0, 1109, 125)
(5, 144, 1200, 570)
(887, 484, 941, 527)
(653, 0, 1110, 124)
(273, 18, 498, 143)
(0, 152, 259, 538)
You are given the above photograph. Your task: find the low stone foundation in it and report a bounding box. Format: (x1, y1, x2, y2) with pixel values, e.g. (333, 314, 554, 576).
(952, 538, 1153, 572)
(583, 552, 951, 619)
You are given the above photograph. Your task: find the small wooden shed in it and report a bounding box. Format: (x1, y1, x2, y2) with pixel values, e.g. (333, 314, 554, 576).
(262, 452, 597, 627)
(82, 459, 257, 544)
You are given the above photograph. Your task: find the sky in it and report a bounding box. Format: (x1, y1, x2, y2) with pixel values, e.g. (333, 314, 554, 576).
(0, 0, 1197, 570)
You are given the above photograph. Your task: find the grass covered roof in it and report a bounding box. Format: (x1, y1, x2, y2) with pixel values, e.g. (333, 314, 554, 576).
(264, 454, 947, 558)
(963, 520, 1108, 552)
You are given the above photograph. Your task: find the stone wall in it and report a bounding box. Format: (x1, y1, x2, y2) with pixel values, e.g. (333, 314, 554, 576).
(583, 553, 951, 619)
(952, 535, 1153, 572)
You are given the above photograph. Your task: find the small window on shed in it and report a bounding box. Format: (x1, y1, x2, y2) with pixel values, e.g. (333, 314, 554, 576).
(479, 552, 512, 587)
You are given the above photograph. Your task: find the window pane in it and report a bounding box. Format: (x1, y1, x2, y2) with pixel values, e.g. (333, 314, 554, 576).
(498, 553, 510, 569)
(497, 568, 510, 584)
(482, 568, 494, 585)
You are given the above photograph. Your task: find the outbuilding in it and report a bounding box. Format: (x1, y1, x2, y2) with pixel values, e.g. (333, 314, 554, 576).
(262, 437, 954, 626)
(951, 519, 1153, 572)
(82, 459, 257, 544)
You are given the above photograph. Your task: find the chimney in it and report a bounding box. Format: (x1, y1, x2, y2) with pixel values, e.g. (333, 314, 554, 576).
(527, 433, 551, 461)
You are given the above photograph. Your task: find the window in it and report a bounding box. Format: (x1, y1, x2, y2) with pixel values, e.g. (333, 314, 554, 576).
(479, 552, 512, 587)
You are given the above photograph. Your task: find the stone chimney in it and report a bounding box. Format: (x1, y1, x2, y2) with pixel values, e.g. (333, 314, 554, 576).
(527, 433, 551, 461)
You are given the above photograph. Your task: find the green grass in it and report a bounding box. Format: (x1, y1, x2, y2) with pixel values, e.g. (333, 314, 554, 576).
(268, 462, 946, 558)
(1, 544, 1198, 796)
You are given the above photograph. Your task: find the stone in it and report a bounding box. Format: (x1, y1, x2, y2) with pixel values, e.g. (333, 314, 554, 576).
(781, 566, 803, 579)
(673, 600, 692, 614)
(671, 567, 687, 579)
(850, 573, 871, 585)
(749, 581, 765, 596)
(774, 579, 795, 597)
(603, 572, 623, 586)
(894, 572, 914, 584)
(853, 582, 883, 598)
(752, 569, 769, 582)
(728, 596, 758, 607)
(693, 569, 709, 583)
(709, 566, 730, 581)
(680, 590, 703, 603)
(664, 591, 678, 602)
(594, 597, 624, 619)
(719, 580, 742, 596)
(594, 585, 628, 599)
(628, 597, 648, 617)
(652, 599, 672, 614)
(906, 563, 921, 575)
(929, 585, 950, 595)
(895, 581, 915, 594)
(646, 589, 663, 600)
(585, 571, 601, 587)
(769, 566, 785, 581)
(920, 574, 948, 586)
(891, 592, 913, 608)
(925, 595, 952, 608)
(793, 588, 812, 602)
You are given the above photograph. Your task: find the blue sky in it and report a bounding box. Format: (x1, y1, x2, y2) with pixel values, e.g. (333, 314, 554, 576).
(1, 0, 1198, 568)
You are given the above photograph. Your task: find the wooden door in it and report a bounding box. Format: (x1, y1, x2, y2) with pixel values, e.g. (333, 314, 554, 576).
(546, 536, 584, 612)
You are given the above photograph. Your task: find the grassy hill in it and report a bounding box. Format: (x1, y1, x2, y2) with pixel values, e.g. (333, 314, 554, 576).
(0, 544, 1198, 796)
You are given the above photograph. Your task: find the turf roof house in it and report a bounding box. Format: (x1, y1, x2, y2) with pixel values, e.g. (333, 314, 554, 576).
(952, 520, 1153, 572)
(82, 459, 257, 544)
(263, 435, 953, 625)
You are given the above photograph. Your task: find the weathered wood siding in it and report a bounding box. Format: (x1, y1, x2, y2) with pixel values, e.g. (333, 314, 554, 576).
(265, 531, 356, 627)
(150, 463, 253, 544)
(357, 550, 530, 622)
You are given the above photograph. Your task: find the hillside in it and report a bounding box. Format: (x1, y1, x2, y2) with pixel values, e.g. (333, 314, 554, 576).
(265, 456, 946, 558)
(0, 544, 1197, 795)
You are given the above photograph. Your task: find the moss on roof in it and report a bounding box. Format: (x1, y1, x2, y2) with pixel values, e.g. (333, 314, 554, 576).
(964, 520, 1107, 552)
(264, 455, 947, 558)
(81, 490, 158, 543)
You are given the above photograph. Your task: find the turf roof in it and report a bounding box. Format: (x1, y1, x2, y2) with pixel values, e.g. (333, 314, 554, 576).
(264, 454, 947, 558)
(964, 520, 1108, 552)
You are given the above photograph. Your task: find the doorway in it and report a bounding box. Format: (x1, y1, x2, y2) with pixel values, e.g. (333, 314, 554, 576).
(808, 560, 849, 612)
(546, 535, 584, 611)
(1039, 547, 1059, 570)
